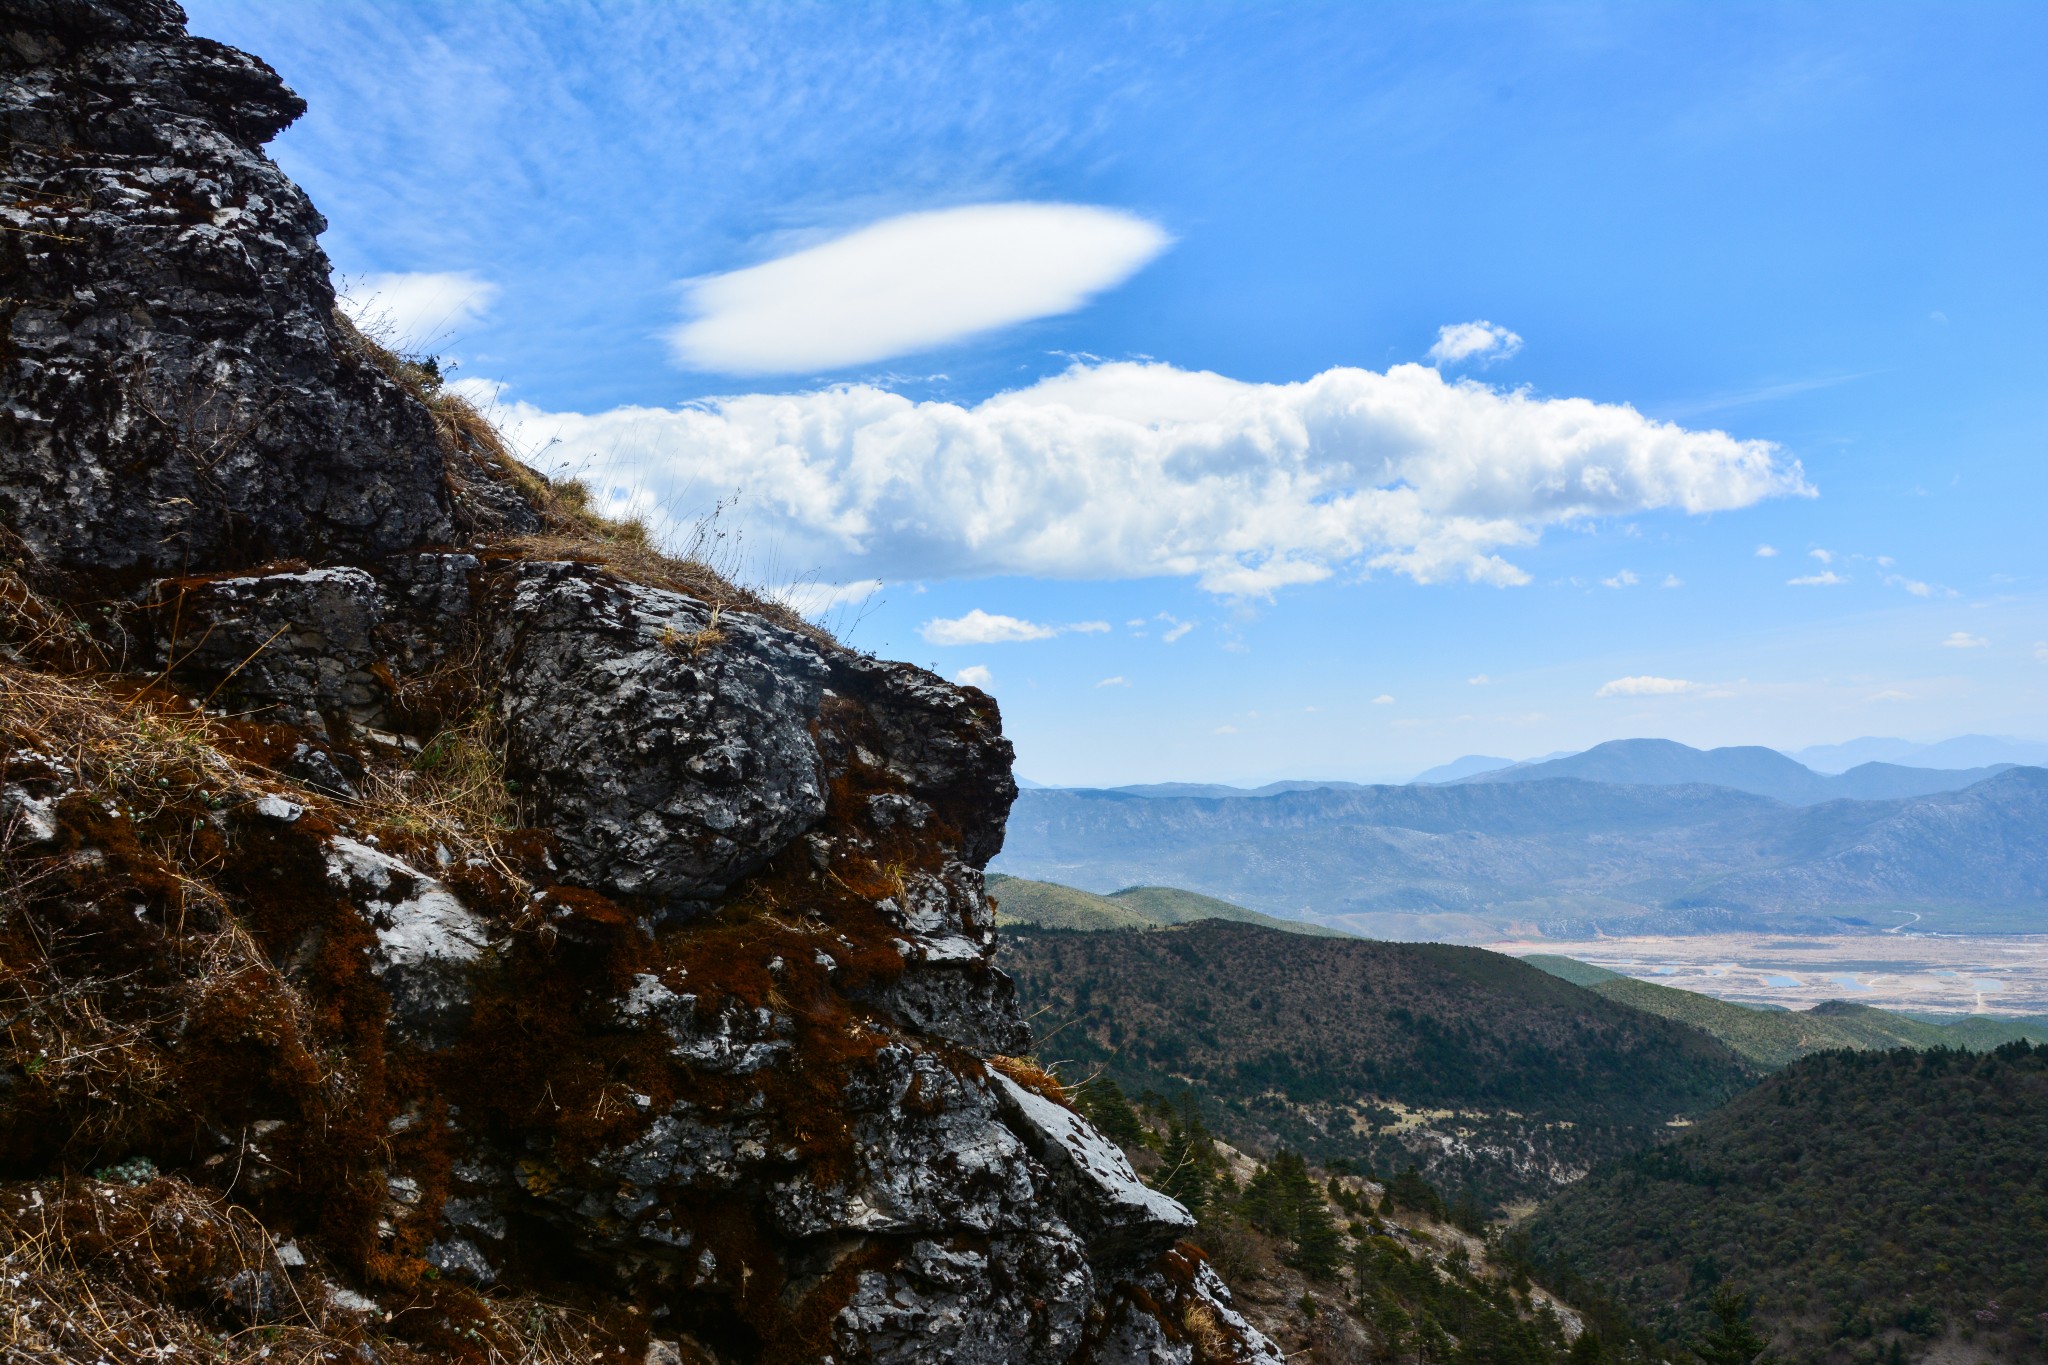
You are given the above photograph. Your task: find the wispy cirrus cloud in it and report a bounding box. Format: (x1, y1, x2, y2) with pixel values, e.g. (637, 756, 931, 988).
(1597, 675, 1698, 697)
(485, 357, 1810, 598)
(669, 204, 1171, 374)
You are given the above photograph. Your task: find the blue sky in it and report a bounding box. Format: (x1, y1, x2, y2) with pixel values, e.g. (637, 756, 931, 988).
(186, 0, 2048, 785)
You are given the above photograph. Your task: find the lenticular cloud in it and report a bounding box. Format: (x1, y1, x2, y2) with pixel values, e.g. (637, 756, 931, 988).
(669, 203, 1171, 374)
(470, 359, 1811, 596)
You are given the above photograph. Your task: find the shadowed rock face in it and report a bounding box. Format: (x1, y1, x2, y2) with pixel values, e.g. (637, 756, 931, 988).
(0, 5, 1281, 1361)
(0, 0, 453, 573)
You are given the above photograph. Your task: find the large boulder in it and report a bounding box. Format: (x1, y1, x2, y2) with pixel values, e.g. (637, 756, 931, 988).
(484, 560, 834, 913)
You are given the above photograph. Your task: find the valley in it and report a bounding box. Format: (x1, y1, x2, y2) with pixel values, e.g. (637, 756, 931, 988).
(1490, 930, 2048, 1015)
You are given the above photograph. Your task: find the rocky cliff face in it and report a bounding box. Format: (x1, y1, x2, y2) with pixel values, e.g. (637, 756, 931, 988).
(0, 4, 1280, 1362)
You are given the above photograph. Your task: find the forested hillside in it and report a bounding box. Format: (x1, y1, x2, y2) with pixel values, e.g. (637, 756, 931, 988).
(999, 922, 1754, 1205)
(1526, 1044, 2048, 1363)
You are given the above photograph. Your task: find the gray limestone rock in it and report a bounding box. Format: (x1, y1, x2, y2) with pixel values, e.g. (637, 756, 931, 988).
(485, 561, 832, 911)
(152, 567, 384, 733)
(320, 835, 489, 1045)
(0, 0, 454, 574)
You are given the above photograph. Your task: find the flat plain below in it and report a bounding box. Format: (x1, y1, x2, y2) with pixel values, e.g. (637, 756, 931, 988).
(1486, 930, 2048, 1015)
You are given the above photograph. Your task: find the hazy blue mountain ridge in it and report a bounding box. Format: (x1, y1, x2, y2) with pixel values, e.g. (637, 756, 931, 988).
(993, 767, 2048, 935)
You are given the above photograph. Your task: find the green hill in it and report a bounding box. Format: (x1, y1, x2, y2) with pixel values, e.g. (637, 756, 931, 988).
(1517, 953, 1625, 987)
(1523, 959, 2048, 1067)
(1526, 1043, 2048, 1362)
(988, 874, 1347, 935)
(998, 920, 1755, 1207)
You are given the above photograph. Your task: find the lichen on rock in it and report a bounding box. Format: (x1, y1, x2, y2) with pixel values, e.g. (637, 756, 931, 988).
(0, 3, 1282, 1362)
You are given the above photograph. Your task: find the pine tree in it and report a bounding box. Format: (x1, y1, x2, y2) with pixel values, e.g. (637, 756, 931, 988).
(1079, 1077, 1146, 1148)
(1691, 1286, 1776, 1365)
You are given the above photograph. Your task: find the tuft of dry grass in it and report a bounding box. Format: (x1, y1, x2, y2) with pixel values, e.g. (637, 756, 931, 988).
(0, 1176, 635, 1364)
(334, 310, 824, 641)
(989, 1053, 1076, 1110)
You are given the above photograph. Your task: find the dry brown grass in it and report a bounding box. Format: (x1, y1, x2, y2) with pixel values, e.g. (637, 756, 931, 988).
(989, 1053, 1076, 1110)
(0, 1177, 633, 1364)
(334, 311, 822, 641)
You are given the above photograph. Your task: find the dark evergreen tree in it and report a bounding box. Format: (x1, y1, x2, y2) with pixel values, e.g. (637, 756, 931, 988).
(1078, 1076, 1146, 1147)
(1691, 1286, 1775, 1365)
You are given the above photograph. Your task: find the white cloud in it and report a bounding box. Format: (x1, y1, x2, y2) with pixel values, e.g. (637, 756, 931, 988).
(1095, 675, 1129, 688)
(1602, 570, 1639, 588)
(1162, 621, 1195, 644)
(1214, 724, 1239, 734)
(1788, 571, 1848, 586)
(1427, 320, 1522, 367)
(1755, 544, 1779, 557)
(771, 578, 882, 619)
(1068, 620, 1112, 634)
(1662, 574, 1683, 588)
(953, 664, 994, 688)
(668, 203, 1170, 374)
(1942, 631, 1988, 649)
(921, 609, 1056, 645)
(493, 359, 1810, 598)
(1467, 674, 1490, 685)
(339, 271, 499, 347)
(2035, 641, 2048, 662)
(1372, 694, 1396, 705)
(1809, 548, 1834, 563)
(1884, 574, 1932, 597)
(1597, 675, 1699, 697)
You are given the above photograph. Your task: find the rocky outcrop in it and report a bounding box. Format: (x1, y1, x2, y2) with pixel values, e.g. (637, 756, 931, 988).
(0, 4, 1279, 1362)
(1, 0, 452, 574)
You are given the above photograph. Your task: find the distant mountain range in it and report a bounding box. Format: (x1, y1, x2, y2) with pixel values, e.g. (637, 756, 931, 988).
(1022, 733, 2048, 796)
(1439, 737, 2015, 805)
(992, 763, 2048, 937)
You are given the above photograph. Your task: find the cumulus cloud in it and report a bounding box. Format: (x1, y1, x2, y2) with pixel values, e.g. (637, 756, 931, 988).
(1602, 570, 1639, 588)
(1942, 632, 1988, 649)
(1372, 694, 1396, 705)
(1885, 574, 1933, 597)
(953, 665, 994, 688)
(491, 358, 1810, 597)
(339, 271, 498, 346)
(1468, 674, 1490, 685)
(1789, 570, 1847, 586)
(1755, 544, 1779, 557)
(1597, 675, 1698, 697)
(1161, 620, 1194, 644)
(1427, 320, 1522, 367)
(1809, 548, 1834, 564)
(920, 609, 1056, 645)
(1095, 675, 1129, 688)
(1662, 574, 1683, 588)
(1068, 620, 1111, 634)
(1214, 724, 1239, 734)
(668, 203, 1170, 374)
